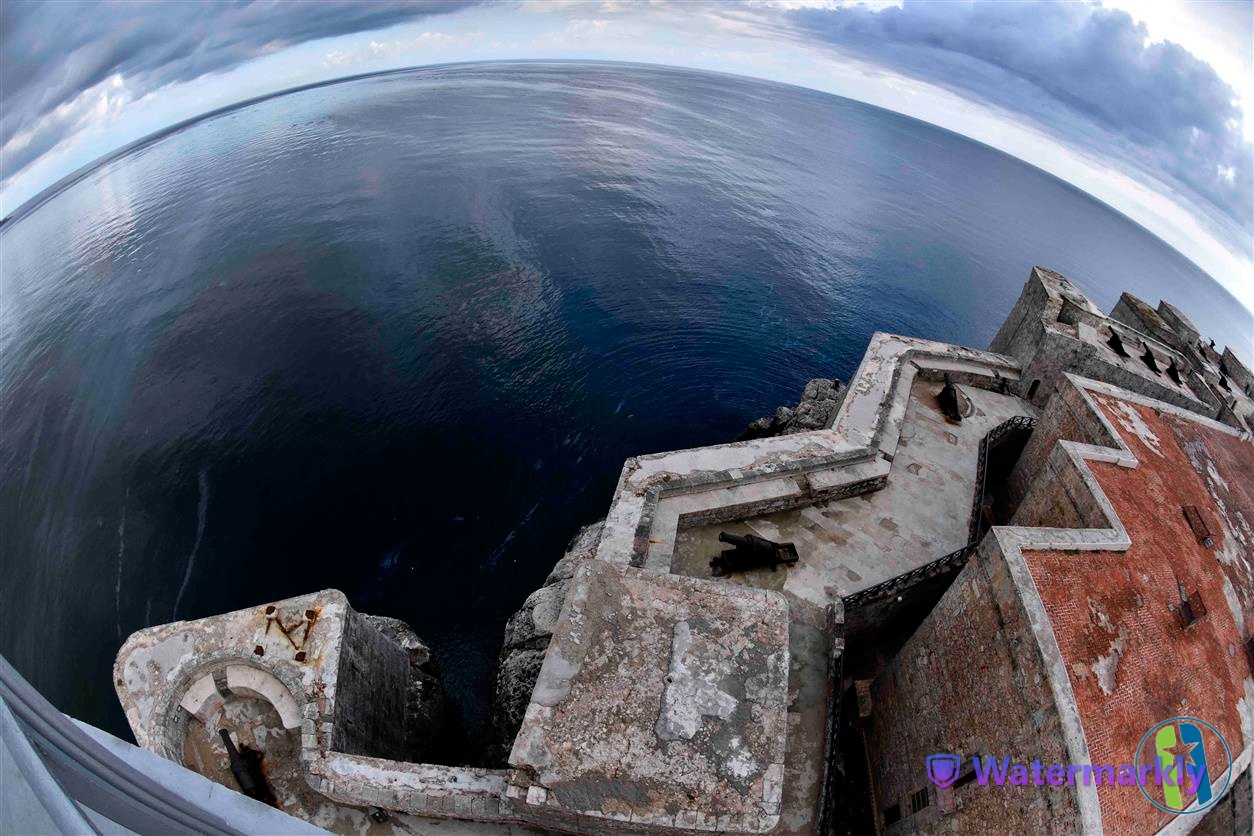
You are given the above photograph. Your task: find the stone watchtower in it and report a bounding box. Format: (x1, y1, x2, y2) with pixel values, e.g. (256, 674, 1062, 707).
(114, 590, 448, 814)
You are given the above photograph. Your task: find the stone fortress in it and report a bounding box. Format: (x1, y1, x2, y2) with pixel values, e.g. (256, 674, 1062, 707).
(115, 267, 1253, 835)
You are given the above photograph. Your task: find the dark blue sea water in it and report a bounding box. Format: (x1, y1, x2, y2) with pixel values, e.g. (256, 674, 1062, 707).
(1, 62, 1249, 756)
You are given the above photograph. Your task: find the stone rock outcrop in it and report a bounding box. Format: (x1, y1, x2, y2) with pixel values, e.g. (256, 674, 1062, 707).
(738, 377, 847, 440)
(489, 520, 603, 763)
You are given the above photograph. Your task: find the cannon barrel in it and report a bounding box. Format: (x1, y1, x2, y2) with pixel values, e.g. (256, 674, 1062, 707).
(718, 532, 780, 555)
(219, 729, 272, 804)
(711, 532, 799, 577)
(718, 532, 775, 552)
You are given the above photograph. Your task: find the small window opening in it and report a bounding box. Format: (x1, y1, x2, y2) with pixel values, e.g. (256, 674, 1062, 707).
(1183, 505, 1214, 548)
(883, 803, 901, 825)
(1166, 360, 1183, 386)
(1027, 379, 1040, 400)
(1106, 329, 1130, 358)
(1140, 343, 1161, 375)
(910, 788, 930, 814)
(1171, 583, 1206, 628)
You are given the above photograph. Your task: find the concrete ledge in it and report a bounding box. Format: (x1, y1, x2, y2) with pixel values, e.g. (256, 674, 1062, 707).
(317, 751, 513, 822)
(595, 333, 1022, 574)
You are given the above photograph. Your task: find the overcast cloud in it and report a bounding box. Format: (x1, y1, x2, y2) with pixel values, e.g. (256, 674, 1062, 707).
(1, 0, 1250, 302)
(786, 0, 1251, 230)
(0, 0, 477, 186)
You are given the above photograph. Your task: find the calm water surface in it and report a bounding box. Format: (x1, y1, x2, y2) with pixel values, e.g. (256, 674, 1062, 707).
(1, 62, 1249, 755)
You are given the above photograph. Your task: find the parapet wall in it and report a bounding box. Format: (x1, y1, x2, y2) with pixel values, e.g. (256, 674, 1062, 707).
(1003, 370, 1122, 523)
(1109, 292, 1179, 350)
(593, 331, 1023, 581)
(331, 610, 412, 761)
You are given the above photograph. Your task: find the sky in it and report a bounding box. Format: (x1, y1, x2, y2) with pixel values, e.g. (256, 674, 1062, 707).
(1, 0, 1251, 312)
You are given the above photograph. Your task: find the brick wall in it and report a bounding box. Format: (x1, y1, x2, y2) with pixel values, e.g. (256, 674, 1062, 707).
(865, 540, 1084, 834)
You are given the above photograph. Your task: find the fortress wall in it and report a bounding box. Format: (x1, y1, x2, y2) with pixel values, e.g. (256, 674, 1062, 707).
(1018, 328, 1208, 419)
(1222, 347, 1254, 392)
(1192, 766, 1253, 835)
(988, 267, 1053, 363)
(331, 608, 413, 761)
(991, 269, 1224, 422)
(1005, 379, 1115, 523)
(1156, 301, 1200, 351)
(1011, 443, 1115, 532)
(865, 538, 1081, 834)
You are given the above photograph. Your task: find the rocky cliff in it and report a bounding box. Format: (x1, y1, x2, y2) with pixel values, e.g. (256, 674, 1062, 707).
(488, 521, 603, 763)
(738, 377, 847, 439)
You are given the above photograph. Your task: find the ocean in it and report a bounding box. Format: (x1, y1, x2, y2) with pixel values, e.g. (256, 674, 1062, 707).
(1, 61, 1248, 756)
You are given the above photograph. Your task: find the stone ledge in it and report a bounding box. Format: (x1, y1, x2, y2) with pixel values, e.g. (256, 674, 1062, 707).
(594, 333, 1023, 574)
(508, 562, 791, 834)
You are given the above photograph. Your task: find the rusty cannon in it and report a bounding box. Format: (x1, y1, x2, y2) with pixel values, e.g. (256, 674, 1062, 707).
(710, 532, 800, 577)
(219, 728, 277, 806)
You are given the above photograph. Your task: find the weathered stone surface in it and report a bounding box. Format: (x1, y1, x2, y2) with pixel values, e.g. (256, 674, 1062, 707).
(489, 521, 604, 763)
(507, 562, 790, 834)
(114, 591, 538, 831)
(739, 378, 848, 440)
(675, 376, 1036, 603)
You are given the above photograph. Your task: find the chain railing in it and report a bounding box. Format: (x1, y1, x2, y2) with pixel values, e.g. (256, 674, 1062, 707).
(968, 415, 1037, 545)
(841, 541, 978, 608)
